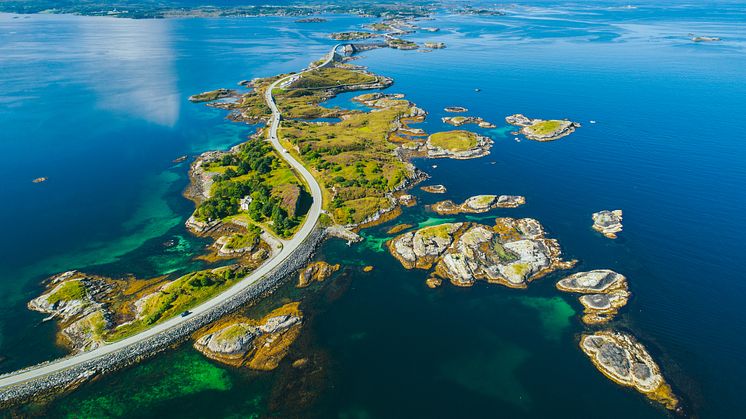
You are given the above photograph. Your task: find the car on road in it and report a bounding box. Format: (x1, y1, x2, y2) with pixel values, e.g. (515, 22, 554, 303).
(180, 310, 192, 317)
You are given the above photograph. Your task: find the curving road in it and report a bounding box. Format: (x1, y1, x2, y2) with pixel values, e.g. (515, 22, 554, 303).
(0, 45, 339, 390)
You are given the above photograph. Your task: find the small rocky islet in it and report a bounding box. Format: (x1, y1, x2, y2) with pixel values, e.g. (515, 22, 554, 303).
(297, 261, 340, 288)
(193, 302, 303, 370)
(580, 330, 680, 412)
(442, 115, 495, 128)
(506, 113, 580, 141)
(420, 184, 446, 194)
(430, 194, 525, 215)
(556, 269, 630, 324)
(592, 209, 623, 239)
(423, 130, 493, 159)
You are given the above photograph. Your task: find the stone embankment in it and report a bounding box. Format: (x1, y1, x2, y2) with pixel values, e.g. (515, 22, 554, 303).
(0, 228, 327, 408)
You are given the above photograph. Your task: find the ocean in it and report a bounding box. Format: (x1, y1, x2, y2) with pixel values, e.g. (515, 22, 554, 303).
(1, 3, 745, 417)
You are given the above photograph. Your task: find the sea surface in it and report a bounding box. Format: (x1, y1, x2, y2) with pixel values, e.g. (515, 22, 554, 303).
(1, 2, 746, 417)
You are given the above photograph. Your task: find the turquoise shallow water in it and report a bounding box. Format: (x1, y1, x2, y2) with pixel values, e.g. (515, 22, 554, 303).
(2, 3, 746, 417)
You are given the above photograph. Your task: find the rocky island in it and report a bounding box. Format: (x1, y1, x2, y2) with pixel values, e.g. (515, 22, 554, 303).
(194, 302, 303, 370)
(692, 35, 721, 42)
(386, 37, 419, 50)
(330, 31, 379, 41)
(556, 270, 630, 324)
(424, 130, 493, 159)
(188, 88, 235, 103)
(295, 17, 327, 23)
(430, 194, 525, 215)
(581, 330, 680, 411)
(420, 184, 447, 194)
(387, 218, 576, 289)
(442, 115, 496, 128)
(592, 209, 623, 239)
(424, 42, 446, 49)
(297, 261, 341, 288)
(28, 271, 114, 352)
(444, 106, 468, 113)
(506, 113, 580, 141)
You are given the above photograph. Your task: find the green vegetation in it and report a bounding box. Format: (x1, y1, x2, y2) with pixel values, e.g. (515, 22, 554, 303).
(280, 92, 412, 224)
(428, 130, 478, 152)
(110, 266, 252, 341)
(367, 23, 395, 31)
(419, 224, 456, 240)
(290, 67, 377, 89)
(218, 323, 254, 341)
(195, 139, 305, 238)
(492, 241, 519, 263)
(387, 38, 418, 49)
(47, 280, 87, 305)
(527, 120, 564, 135)
(330, 31, 379, 40)
(189, 89, 231, 103)
(508, 262, 532, 278)
(225, 227, 261, 250)
(474, 195, 496, 206)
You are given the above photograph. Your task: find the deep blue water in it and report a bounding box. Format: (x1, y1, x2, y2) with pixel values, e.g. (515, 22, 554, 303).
(2, 3, 746, 418)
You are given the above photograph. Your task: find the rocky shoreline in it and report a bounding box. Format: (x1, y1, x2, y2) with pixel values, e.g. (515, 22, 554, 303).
(442, 115, 495, 128)
(193, 302, 303, 370)
(387, 218, 576, 289)
(506, 113, 580, 142)
(556, 270, 629, 324)
(580, 330, 680, 412)
(0, 228, 327, 409)
(430, 194, 525, 215)
(424, 131, 493, 160)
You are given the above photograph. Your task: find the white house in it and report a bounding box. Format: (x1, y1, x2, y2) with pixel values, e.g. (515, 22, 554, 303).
(239, 196, 253, 211)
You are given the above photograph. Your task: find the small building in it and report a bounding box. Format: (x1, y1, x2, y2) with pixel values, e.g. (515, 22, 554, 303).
(239, 196, 253, 211)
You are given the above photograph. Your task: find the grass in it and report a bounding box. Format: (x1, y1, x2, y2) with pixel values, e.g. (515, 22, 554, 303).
(491, 242, 518, 263)
(419, 223, 457, 240)
(428, 130, 478, 152)
(216, 323, 255, 341)
(278, 87, 413, 224)
(330, 31, 378, 40)
(473, 195, 496, 207)
(332, 197, 390, 224)
(189, 89, 229, 102)
(108, 266, 250, 341)
(527, 120, 564, 135)
(290, 67, 377, 89)
(225, 232, 259, 250)
(47, 280, 87, 305)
